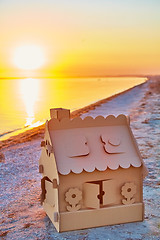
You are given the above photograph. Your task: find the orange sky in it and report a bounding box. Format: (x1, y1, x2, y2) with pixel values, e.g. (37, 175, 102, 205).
(0, 0, 160, 78)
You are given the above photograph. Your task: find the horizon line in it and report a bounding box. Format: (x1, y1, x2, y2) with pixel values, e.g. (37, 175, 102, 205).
(0, 74, 158, 80)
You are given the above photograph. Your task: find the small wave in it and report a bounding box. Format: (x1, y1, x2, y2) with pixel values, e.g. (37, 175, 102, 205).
(0, 120, 45, 141)
(0, 128, 23, 138)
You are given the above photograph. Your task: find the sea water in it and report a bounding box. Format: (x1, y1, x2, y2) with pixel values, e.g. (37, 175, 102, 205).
(0, 77, 146, 140)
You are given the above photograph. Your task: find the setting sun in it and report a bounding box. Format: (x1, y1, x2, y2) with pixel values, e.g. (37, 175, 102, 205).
(13, 45, 45, 70)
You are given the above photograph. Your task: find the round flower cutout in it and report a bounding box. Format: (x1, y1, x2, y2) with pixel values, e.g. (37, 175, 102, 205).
(65, 188, 82, 206)
(121, 182, 136, 199)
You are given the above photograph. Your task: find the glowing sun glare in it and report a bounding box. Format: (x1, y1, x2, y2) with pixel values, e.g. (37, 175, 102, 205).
(20, 78, 39, 126)
(14, 45, 45, 70)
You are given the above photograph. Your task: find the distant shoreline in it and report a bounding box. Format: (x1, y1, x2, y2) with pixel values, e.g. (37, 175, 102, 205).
(0, 80, 149, 150)
(71, 81, 147, 118)
(0, 74, 155, 79)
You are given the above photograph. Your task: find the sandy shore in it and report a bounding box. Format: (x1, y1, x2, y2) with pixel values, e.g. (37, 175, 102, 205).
(0, 77, 160, 239)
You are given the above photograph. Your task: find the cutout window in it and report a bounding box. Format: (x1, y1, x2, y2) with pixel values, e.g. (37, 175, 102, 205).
(45, 140, 52, 157)
(65, 135, 89, 158)
(101, 134, 125, 154)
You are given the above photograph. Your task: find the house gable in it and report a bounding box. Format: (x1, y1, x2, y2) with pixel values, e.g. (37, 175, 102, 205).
(39, 121, 59, 184)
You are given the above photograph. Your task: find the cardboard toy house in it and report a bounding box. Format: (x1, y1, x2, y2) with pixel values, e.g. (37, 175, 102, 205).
(39, 108, 148, 232)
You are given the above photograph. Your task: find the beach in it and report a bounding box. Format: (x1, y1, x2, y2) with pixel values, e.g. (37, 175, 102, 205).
(0, 77, 160, 239)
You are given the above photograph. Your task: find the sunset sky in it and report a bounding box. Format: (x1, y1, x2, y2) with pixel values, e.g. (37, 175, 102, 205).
(0, 0, 160, 78)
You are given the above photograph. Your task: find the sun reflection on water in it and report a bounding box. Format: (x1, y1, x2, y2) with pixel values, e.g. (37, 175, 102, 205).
(19, 78, 39, 126)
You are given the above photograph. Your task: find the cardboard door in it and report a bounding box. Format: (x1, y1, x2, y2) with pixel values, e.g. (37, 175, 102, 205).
(45, 180, 56, 207)
(103, 179, 116, 205)
(83, 182, 100, 209)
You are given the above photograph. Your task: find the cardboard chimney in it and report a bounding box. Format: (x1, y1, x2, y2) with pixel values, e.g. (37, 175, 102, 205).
(39, 108, 148, 232)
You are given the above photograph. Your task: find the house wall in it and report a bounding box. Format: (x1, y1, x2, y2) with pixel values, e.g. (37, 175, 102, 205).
(58, 166, 143, 212)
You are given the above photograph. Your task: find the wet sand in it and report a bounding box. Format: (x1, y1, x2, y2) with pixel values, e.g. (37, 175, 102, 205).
(0, 77, 160, 239)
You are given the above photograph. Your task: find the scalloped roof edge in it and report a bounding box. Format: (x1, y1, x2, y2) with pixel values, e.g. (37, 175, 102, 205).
(58, 162, 143, 175)
(48, 114, 130, 131)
